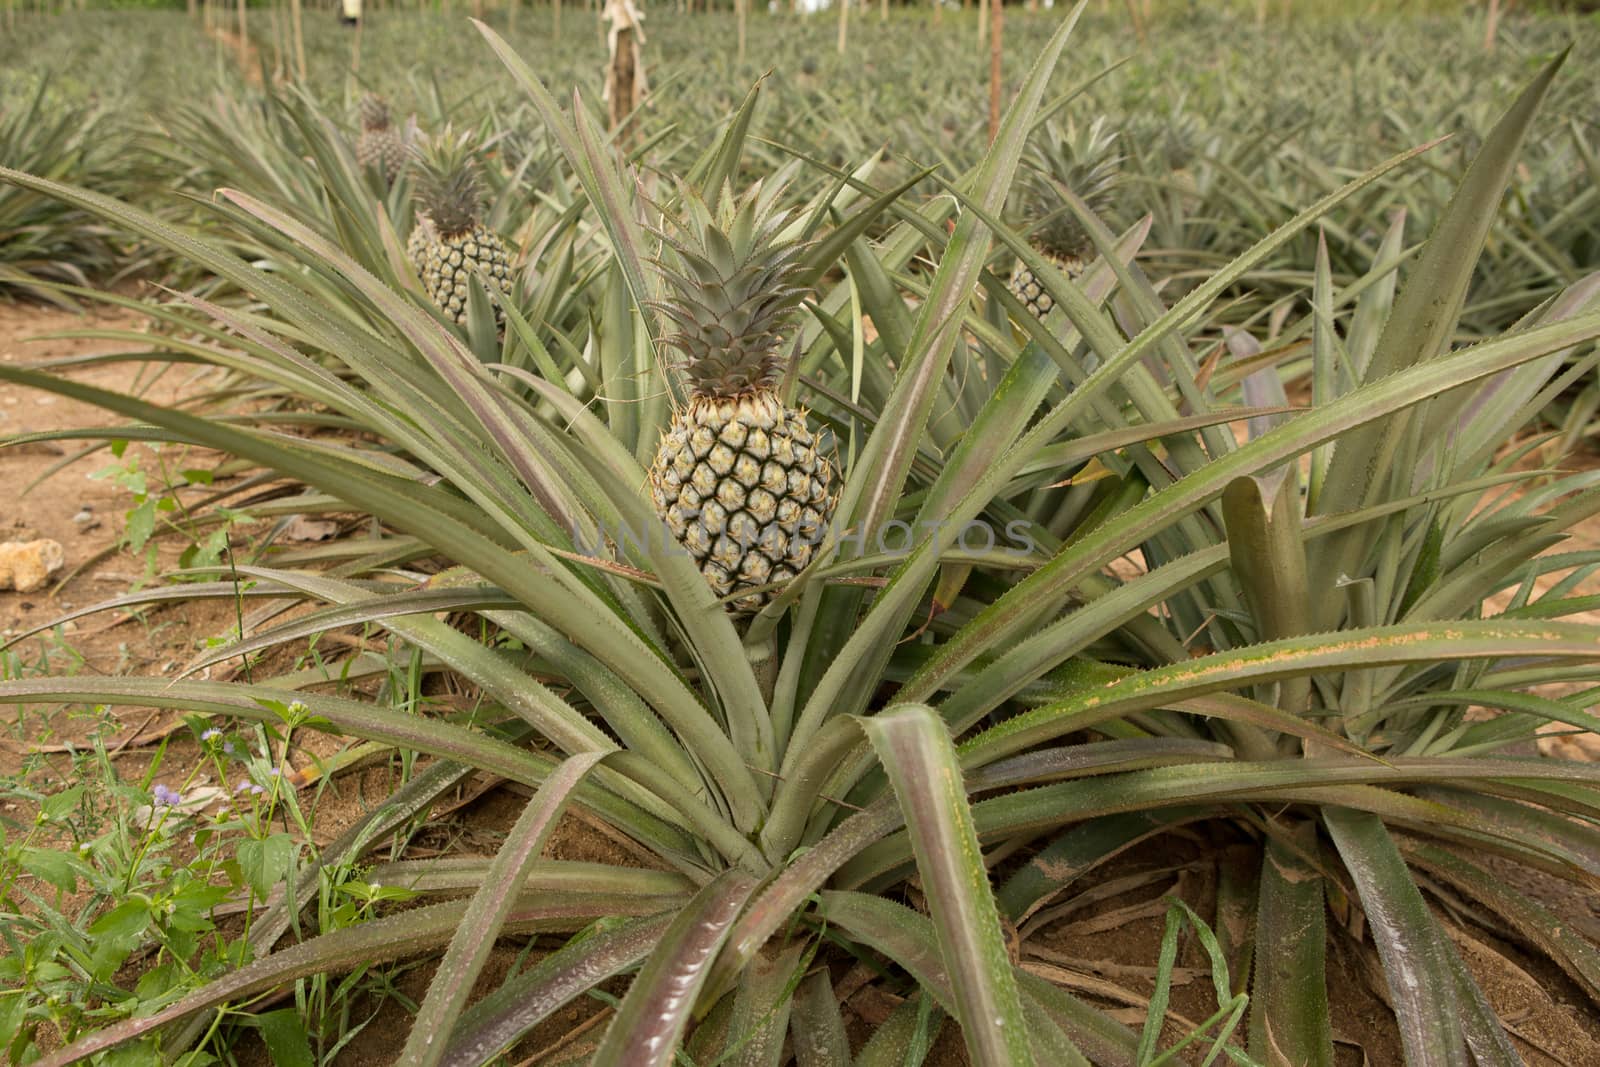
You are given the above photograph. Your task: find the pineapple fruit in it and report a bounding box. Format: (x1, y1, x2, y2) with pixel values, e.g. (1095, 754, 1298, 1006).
(1008, 117, 1122, 318)
(408, 129, 513, 326)
(648, 187, 837, 613)
(355, 94, 407, 180)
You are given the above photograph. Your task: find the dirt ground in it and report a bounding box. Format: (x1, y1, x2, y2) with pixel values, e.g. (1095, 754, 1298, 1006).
(5, 298, 1600, 1064)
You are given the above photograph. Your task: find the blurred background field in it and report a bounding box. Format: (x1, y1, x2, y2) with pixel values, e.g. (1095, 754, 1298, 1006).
(5, 4, 1599, 337)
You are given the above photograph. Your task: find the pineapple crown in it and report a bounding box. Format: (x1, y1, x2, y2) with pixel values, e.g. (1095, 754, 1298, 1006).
(411, 127, 489, 238)
(1154, 108, 1204, 172)
(358, 93, 392, 132)
(652, 182, 812, 399)
(1012, 117, 1123, 263)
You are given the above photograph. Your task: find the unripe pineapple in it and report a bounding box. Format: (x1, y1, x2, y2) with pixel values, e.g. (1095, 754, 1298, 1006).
(648, 186, 837, 613)
(408, 129, 513, 326)
(355, 94, 407, 180)
(1008, 118, 1122, 319)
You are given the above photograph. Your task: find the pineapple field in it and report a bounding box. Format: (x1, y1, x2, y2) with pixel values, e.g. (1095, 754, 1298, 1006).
(5, 1, 1600, 1064)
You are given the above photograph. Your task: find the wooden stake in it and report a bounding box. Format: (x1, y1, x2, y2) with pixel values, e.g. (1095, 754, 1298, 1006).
(837, 0, 848, 53)
(350, 5, 363, 77)
(1123, 0, 1145, 46)
(289, 0, 307, 81)
(603, 0, 647, 146)
(988, 0, 1002, 144)
(269, 3, 284, 82)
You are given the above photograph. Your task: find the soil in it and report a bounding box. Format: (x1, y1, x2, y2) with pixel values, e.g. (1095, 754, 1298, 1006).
(5, 297, 1600, 1065)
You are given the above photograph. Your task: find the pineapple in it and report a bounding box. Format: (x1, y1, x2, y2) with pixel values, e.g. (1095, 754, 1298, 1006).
(408, 129, 513, 326)
(355, 94, 407, 180)
(647, 186, 837, 613)
(1007, 117, 1122, 318)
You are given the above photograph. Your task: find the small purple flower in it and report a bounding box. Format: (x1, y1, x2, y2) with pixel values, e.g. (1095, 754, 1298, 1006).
(201, 728, 222, 743)
(152, 784, 182, 807)
(267, 767, 281, 777)
(222, 741, 236, 756)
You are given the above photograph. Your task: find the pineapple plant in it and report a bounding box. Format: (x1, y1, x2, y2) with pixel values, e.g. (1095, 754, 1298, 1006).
(647, 185, 837, 612)
(1007, 117, 1122, 318)
(354, 93, 407, 180)
(408, 128, 513, 326)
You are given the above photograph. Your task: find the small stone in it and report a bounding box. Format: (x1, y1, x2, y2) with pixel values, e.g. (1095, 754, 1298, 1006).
(0, 539, 66, 593)
(72, 509, 94, 525)
(282, 516, 339, 542)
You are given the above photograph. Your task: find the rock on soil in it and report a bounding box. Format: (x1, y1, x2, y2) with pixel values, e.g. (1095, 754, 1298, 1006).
(0, 539, 64, 593)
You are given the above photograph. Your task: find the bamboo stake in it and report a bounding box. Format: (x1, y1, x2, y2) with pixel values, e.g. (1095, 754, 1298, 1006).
(837, 0, 848, 54)
(1484, 0, 1502, 53)
(977, 0, 986, 45)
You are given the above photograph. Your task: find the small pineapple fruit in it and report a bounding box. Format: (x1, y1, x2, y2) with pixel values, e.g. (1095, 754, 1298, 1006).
(1008, 117, 1122, 318)
(648, 186, 837, 613)
(409, 128, 513, 326)
(355, 94, 407, 180)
